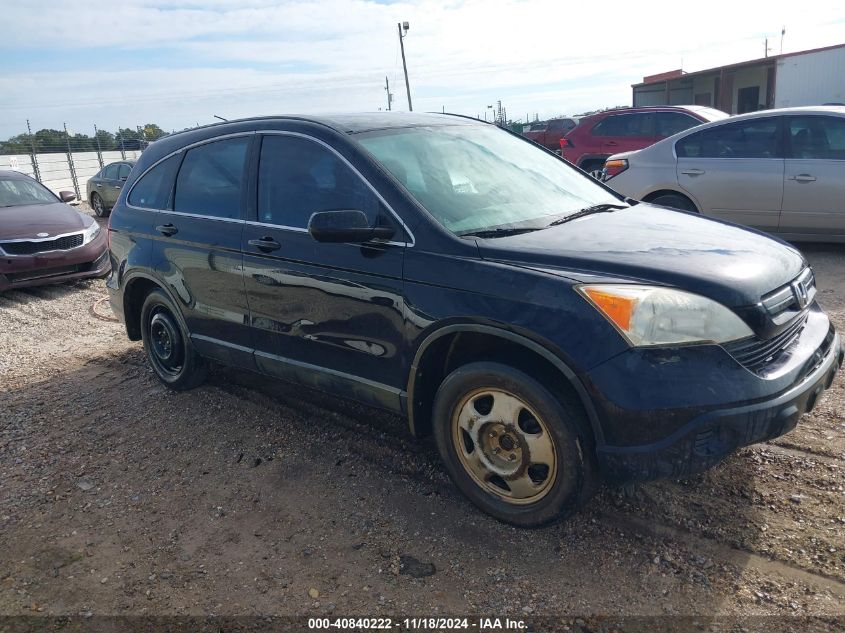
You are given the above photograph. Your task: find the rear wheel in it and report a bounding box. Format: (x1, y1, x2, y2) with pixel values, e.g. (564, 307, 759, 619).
(140, 289, 206, 390)
(579, 159, 606, 180)
(646, 192, 697, 212)
(432, 362, 596, 527)
(91, 193, 108, 217)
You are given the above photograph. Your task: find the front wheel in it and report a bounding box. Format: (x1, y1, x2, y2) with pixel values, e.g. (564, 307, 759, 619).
(140, 289, 207, 390)
(647, 193, 697, 212)
(432, 362, 596, 527)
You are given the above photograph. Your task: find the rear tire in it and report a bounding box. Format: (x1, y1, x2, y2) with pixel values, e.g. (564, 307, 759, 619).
(432, 362, 596, 527)
(91, 193, 108, 217)
(140, 289, 207, 390)
(647, 192, 697, 212)
(579, 159, 606, 180)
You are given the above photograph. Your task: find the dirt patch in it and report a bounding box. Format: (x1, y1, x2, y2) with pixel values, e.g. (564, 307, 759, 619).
(1, 239, 844, 622)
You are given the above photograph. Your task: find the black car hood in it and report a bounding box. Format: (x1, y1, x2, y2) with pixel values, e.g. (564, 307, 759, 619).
(0, 202, 89, 240)
(476, 204, 806, 307)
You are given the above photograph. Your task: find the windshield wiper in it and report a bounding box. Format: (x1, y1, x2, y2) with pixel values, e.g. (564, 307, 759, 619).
(547, 203, 628, 227)
(458, 226, 543, 239)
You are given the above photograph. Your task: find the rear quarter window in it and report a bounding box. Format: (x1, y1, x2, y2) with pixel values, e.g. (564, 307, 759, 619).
(127, 154, 182, 209)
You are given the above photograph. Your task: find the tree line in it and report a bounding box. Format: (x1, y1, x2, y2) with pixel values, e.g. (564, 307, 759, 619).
(0, 124, 168, 154)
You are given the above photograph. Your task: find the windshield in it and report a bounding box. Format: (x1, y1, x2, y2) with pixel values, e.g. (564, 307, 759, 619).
(356, 124, 621, 235)
(0, 178, 57, 208)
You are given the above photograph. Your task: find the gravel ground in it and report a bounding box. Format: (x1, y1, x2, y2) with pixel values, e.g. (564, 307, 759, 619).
(1, 215, 843, 630)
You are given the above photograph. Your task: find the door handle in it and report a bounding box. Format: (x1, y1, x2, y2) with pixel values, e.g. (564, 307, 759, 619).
(155, 224, 178, 236)
(789, 174, 817, 183)
(681, 168, 705, 176)
(114, 186, 121, 189)
(606, 141, 619, 146)
(248, 237, 281, 252)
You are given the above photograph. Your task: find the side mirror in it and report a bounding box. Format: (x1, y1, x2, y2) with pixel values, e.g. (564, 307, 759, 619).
(59, 191, 76, 203)
(308, 210, 395, 244)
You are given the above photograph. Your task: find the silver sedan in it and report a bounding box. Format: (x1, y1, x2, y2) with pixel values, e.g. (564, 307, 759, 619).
(603, 106, 845, 242)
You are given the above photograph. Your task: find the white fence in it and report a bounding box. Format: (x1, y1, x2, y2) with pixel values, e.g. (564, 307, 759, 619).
(0, 150, 143, 200)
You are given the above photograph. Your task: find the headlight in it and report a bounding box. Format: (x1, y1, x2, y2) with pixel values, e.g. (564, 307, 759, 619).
(81, 222, 101, 245)
(578, 284, 753, 346)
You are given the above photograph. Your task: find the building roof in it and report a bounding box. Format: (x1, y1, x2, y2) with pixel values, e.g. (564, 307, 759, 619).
(633, 41, 845, 88)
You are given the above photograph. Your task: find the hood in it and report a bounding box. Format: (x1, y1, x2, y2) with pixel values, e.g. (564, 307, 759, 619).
(0, 202, 90, 240)
(477, 204, 806, 308)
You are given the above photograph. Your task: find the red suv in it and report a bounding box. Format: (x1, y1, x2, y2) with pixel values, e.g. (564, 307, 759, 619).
(560, 106, 727, 177)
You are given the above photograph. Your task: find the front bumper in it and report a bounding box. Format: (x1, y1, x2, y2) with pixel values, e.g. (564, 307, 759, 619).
(0, 231, 110, 292)
(595, 330, 842, 482)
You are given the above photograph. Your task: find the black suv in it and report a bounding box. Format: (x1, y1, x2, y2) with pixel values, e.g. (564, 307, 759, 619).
(108, 113, 842, 526)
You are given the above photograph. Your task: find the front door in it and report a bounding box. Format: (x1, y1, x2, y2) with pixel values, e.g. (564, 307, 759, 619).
(242, 132, 407, 409)
(780, 114, 845, 237)
(675, 116, 784, 231)
(151, 135, 252, 367)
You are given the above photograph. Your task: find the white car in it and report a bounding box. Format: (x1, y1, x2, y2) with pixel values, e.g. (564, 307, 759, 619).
(603, 106, 845, 242)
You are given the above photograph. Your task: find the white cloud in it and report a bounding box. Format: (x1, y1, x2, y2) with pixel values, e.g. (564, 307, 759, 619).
(0, 0, 843, 136)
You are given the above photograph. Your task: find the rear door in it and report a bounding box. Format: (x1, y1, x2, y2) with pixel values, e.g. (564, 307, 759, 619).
(675, 116, 784, 231)
(150, 135, 253, 367)
(100, 163, 121, 206)
(594, 112, 655, 155)
(781, 114, 845, 237)
(242, 132, 407, 408)
(108, 163, 132, 206)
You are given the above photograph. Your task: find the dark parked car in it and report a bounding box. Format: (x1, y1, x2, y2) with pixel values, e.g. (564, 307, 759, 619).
(0, 170, 109, 291)
(107, 114, 842, 526)
(560, 105, 727, 178)
(522, 117, 579, 151)
(87, 160, 135, 217)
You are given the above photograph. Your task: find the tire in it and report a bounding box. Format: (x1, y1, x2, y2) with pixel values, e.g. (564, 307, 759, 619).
(432, 362, 596, 527)
(647, 192, 697, 213)
(578, 159, 606, 180)
(91, 192, 108, 217)
(140, 289, 207, 390)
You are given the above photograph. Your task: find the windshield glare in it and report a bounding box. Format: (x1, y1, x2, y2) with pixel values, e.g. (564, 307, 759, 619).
(0, 178, 57, 208)
(356, 124, 621, 235)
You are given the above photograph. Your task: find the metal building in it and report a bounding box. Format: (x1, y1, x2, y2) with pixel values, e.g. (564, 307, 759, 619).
(632, 42, 845, 114)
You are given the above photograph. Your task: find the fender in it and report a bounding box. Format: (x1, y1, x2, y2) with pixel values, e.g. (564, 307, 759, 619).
(406, 323, 605, 446)
(121, 269, 191, 336)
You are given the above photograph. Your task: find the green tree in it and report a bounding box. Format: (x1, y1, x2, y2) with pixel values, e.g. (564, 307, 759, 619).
(142, 123, 167, 141)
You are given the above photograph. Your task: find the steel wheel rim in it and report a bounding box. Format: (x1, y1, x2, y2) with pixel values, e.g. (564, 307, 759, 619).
(451, 388, 557, 505)
(148, 309, 184, 376)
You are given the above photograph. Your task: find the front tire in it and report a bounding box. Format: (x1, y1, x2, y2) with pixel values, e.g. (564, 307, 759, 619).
(432, 362, 596, 527)
(91, 192, 108, 217)
(140, 289, 207, 390)
(647, 192, 697, 212)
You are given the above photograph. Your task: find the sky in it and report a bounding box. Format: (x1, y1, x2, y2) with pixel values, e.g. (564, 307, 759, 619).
(0, 0, 844, 139)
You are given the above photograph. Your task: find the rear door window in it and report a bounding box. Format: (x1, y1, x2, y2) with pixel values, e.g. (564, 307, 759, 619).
(173, 137, 249, 219)
(127, 154, 182, 209)
(676, 118, 781, 158)
(103, 164, 120, 180)
(592, 113, 654, 137)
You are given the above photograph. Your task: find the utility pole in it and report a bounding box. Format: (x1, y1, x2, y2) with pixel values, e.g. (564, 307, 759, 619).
(764, 37, 769, 58)
(397, 21, 413, 111)
(384, 76, 393, 111)
(780, 27, 786, 54)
